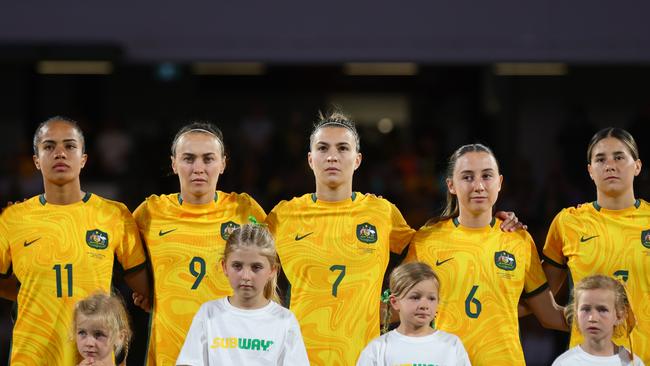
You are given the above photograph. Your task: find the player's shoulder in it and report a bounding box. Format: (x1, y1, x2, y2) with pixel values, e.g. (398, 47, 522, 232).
(1, 195, 41, 217)
(91, 193, 131, 214)
(218, 190, 259, 205)
(558, 202, 596, 218)
(269, 193, 312, 213)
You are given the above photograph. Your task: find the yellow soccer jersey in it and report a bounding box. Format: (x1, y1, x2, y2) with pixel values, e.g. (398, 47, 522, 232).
(543, 199, 650, 363)
(408, 217, 548, 366)
(135, 191, 266, 366)
(0, 193, 146, 366)
(266, 192, 415, 366)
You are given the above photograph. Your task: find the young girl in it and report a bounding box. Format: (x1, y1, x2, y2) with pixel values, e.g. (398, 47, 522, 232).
(543, 127, 649, 363)
(407, 143, 567, 365)
(552, 275, 643, 365)
(356, 262, 471, 365)
(131, 121, 265, 365)
(74, 292, 132, 366)
(176, 223, 309, 365)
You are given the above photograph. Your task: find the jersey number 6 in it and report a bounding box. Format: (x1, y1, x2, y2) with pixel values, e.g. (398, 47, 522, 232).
(465, 285, 482, 318)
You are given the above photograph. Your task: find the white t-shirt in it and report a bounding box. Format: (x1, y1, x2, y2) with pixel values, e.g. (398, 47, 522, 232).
(176, 297, 309, 366)
(356, 329, 471, 366)
(552, 345, 644, 366)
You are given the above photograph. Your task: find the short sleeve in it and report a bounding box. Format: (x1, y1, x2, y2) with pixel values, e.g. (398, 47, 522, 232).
(240, 193, 267, 223)
(0, 217, 11, 276)
(265, 206, 280, 238)
(542, 212, 568, 268)
(279, 313, 310, 366)
(388, 203, 415, 255)
(454, 335, 472, 366)
(355, 338, 381, 366)
(115, 206, 147, 273)
(176, 305, 209, 366)
(132, 200, 151, 236)
(523, 235, 549, 297)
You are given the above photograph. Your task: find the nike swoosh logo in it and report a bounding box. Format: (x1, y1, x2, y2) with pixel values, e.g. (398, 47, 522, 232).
(159, 229, 177, 236)
(436, 258, 453, 266)
(295, 232, 314, 241)
(580, 235, 599, 242)
(24, 238, 41, 247)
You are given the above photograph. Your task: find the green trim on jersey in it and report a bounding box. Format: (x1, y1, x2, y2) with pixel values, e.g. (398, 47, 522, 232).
(310, 192, 357, 203)
(593, 199, 641, 211)
(452, 217, 496, 228)
(38, 192, 92, 205)
(177, 192, 218, 205)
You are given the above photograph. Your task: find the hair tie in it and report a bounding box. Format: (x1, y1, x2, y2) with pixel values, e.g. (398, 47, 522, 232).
(248, 215, 267, 227)
(381, 289, 391, 304)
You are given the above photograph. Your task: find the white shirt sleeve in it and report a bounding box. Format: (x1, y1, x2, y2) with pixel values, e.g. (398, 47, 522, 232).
(355, 338, 381, 366)
(176, 306, 209, 366)
(454, 337, 472, 366)
(279, 314, 310, 366)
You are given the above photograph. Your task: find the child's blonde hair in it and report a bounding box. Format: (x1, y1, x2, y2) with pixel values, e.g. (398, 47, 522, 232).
(382, 262, 441, 334)
(73, 292, 132, 361)
(566, 275, 636, 355)
(223, 223, 281, 304)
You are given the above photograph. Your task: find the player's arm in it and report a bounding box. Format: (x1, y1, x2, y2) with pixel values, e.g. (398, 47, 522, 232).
(524, 288, 568, 331)
(124, 266, 151, 312)
(0, 274, 18, 301)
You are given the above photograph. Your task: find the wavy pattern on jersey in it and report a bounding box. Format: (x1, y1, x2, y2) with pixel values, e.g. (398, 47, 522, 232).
(0, 194, 145, 366)
(410, 219, 546, 366)
(135, 192, 266, 366)
(267, 193, 414, 366)
(544, 201, 650, 363)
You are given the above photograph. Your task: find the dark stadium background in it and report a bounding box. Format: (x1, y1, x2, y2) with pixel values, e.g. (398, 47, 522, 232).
(1, 2, 650, 365)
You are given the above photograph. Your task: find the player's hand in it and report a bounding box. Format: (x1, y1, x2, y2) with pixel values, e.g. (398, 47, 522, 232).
(132, 292, 151, 313)
(496, 211, 527, 232)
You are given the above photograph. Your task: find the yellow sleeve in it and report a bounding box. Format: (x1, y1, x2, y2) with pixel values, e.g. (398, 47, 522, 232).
(133, 200, 150, 236)
(241, 193, 267, 222)
(388, 203, 415, 255)
(265, 205, 280, 238)
(115, 205, 147, 272)
(542, 211, 568, 268)
(523, 235, 549, 297)
(0, 216, 10, 276)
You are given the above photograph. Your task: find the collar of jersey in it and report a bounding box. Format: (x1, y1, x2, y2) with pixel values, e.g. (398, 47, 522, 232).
(592, 199, 641, 213)
(177, 192, 218, 206)
(310, 192, 357, 205)
(452, 216, 496, 230)
(39, 192, 92, 206)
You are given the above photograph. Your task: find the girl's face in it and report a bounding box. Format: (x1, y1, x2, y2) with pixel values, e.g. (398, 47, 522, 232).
(576, 288, 621, 344)
(222, 247, 276, 308)
(76, 314, 118, 363)
(588, 137, 641, 198)
(308, 127, 362, 192)
(33, 121, 87, 187)
(447, 151, 502, 217)
(172, 132, 226, 203)
(390, 279, 439, 332)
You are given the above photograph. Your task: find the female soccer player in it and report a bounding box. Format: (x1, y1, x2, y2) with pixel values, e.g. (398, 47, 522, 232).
(266, 112, 521, 365)
(0, 116, 149, 365)
(543, 127, 649, 363)
(132, 122, 266, 365)
(407, 143, 567, 365)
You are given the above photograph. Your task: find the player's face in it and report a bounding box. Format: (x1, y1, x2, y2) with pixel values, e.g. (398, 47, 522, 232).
(576, 288, 620, 344)
(75, 315, 117, 364)
(448, 151, 502, 216)
(33, 121, 87, 186)
(588, 137, 641, 197)
(390, 279, 439, 332)
(222, 247, 276, 308)
(172, 132, 225, 203)
(308, 127, 362, 191)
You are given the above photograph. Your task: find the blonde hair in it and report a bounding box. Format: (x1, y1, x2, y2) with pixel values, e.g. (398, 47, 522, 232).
(566, 275, 636, 355)
(382, 262, 440, 334)
(223, 223, 281, 304)
(73, 292, 132, 362)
